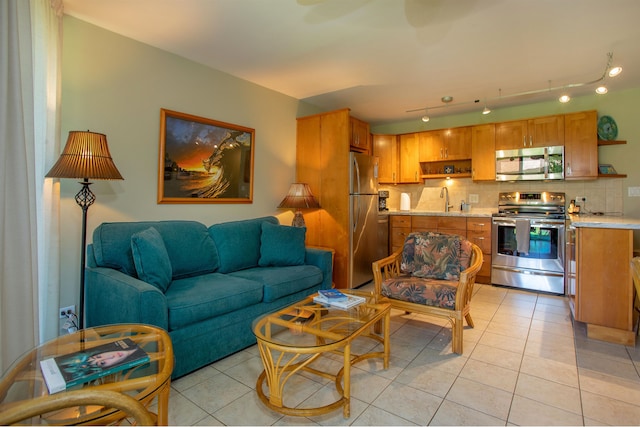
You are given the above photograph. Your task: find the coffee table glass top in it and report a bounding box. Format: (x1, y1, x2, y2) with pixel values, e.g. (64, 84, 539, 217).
(252, 290, 387, 348)
(0, 324, 173, 425)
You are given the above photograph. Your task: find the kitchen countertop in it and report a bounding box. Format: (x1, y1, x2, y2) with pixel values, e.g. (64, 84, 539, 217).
(569, 214, 640, 229)
(382, 208, 496, 218)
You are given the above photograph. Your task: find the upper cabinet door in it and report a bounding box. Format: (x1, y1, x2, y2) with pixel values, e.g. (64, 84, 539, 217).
(398, 133, 421, 183)
(350, 117, 370, 154)
(471, 124, 496, 181)
(372, 134, 398, 184)
(445, 126, 472, 160)
(564, 110, 597, 179)
(495, 115, 564, 150)
(418, 130, 445, 162)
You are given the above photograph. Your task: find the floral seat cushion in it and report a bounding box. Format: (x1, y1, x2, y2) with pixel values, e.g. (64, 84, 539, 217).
(401, 232, 472, 281)
(381, 275, 458, 310)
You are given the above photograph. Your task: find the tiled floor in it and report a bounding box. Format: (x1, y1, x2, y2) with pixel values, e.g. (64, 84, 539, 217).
(161, 283, 640, 425)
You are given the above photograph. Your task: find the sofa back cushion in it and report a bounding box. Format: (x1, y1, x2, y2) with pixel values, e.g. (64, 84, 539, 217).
(92, 221, 219, 279)
(401, 231, 472, 281)
(258, 222, 306, 267)
(208, 216, 279, 273)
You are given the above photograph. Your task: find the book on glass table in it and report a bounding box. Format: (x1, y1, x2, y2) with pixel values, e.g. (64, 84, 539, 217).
(316, 289, 348, 302)
(39, 338, 150, 394)
(313, 293, 366, 309)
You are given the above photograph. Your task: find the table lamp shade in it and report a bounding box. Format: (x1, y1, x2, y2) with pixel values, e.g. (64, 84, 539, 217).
(277, 183, 320, 209)
(45, 131, 123, 180)
(278, 183, 319, 227)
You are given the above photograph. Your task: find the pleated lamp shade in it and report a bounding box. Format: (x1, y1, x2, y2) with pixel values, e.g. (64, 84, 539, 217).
(277, 183, 320, 227)
(46, 131, 124, 180)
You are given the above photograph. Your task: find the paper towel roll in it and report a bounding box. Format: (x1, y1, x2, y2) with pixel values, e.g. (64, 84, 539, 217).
(400, 193, 411, 211)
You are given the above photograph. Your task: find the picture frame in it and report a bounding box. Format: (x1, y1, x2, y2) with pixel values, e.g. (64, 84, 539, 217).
(443, 165, 454, 174)
(598, 164, 617, 175)
(158, 109, 254, 204)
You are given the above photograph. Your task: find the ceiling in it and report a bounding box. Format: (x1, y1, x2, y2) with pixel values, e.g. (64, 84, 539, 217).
(63, 0, 640, 125)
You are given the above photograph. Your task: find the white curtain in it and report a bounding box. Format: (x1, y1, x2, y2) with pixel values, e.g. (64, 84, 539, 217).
(0, 0, 62, 372)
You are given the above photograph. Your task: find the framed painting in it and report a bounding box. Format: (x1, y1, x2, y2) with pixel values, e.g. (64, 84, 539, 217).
(158, 109, 254, 203)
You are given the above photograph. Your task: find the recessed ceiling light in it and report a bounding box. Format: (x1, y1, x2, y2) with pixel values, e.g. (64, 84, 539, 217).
(595, 86, 608, 94)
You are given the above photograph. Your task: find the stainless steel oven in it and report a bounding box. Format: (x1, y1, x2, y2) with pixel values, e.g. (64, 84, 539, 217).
(491, 192, 566, 294)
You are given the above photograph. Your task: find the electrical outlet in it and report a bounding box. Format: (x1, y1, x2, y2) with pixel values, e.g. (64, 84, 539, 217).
(59, 305, 76, 318)
(468, 194, 479, 204)
(628, 187, 640, 197)
(576, 196, 586, 203)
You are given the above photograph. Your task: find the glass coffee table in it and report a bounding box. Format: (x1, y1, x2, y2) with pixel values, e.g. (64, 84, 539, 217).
(0, 324, 173, 425)
(252, 290, 390, 418)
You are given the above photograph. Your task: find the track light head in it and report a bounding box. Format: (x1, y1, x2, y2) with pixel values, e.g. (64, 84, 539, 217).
(608, 66, 622, 77)
(482, 106, 491, 115)
(595, 86, 608, 94)
(559, 94, 571, 103)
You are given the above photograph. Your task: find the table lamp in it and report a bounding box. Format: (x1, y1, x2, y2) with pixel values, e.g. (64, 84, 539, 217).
(277, 183, 320, 227)
(46, 131, 124, 328)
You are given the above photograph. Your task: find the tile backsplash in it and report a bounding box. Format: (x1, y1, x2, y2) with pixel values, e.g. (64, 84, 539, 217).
(380, 177, 624, 215)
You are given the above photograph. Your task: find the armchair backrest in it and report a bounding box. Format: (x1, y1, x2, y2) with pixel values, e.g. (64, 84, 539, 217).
(401, 231, 472, 281)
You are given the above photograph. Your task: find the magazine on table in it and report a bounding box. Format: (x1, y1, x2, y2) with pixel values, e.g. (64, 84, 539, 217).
(313, 292, 366, 309)
(39, 338, 150, 394)
(316, 289, 348, 302)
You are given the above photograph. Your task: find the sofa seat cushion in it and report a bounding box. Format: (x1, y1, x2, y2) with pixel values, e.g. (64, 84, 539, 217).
(230, 265, 323, 303)
(381, 275, 458, 310)
(165, 273, 263, 330)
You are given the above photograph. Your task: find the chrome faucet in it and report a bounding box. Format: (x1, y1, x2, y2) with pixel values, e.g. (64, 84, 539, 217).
(440, 186, 453, 212)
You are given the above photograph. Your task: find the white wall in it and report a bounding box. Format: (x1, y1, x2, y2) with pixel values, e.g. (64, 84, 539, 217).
(58, 17, 321, 310)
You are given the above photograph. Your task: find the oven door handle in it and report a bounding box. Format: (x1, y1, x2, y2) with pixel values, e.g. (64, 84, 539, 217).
(492, 218, 565, 228)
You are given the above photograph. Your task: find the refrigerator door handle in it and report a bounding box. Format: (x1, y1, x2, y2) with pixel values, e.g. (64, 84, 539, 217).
(352, 155, 361, 195)
(352, 196, 360, 232)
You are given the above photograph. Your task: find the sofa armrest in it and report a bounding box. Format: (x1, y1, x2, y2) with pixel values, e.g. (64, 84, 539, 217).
(305, 246, 334, 290)
(85, 267, 169, 330)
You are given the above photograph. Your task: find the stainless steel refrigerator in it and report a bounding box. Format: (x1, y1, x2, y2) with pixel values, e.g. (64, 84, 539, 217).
(349, 152, 379, 288)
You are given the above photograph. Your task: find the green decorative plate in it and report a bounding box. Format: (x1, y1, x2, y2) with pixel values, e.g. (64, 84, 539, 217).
(598, 115, 618, 140)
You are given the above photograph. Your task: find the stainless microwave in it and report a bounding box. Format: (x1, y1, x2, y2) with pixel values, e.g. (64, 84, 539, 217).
(496, 146, 564, 181)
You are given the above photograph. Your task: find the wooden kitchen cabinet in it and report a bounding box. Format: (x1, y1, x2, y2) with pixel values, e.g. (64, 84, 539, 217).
(467, 218, 492, 283)
(495, 115, 564, 150)
(372, 134, 398, 184)
(436, 216, 467, 237)
(564, 110, 598, 179)
(398, 133, 421, 183)
(390, 215, 411, 253)
(471, 124, 496, 181)
(571, 226, 635, 345)
(418, 127, 471, 162)
(350, 117, 370, 154)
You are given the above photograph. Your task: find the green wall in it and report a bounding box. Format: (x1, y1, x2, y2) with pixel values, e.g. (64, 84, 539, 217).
(58, 17, 321, 309)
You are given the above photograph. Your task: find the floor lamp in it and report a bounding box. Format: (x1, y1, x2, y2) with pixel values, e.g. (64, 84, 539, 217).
(46, 131, 123, 329)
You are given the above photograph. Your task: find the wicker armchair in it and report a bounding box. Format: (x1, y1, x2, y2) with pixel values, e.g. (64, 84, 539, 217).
(372, 232, 483, 354)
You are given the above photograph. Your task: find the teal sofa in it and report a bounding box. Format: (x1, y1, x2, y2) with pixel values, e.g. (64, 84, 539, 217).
(84, 216, 333, 378)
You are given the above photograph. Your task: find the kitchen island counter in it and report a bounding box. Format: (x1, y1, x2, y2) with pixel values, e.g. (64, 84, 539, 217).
(569, 214, 640, 229)
(383, 208, 495, 218)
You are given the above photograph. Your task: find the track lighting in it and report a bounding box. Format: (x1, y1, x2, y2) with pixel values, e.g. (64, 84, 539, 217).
(406, 52, 623, 121)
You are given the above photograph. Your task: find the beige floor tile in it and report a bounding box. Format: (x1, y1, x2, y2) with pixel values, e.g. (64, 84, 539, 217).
(519, 354, 579, 387)
(223, 354, 265, 388)
(477, 330, 527, 354)
(485, 319, 531, 339)
(162, 390, 212, 426)
(180, 371, 252, 414)
(526, 326, 576, 347)
(459, 358, 518, 392)
(394, 359, 458, 397)
(351, 404, 419, 426)
(508, 395, 584, 426)
(523, 338, 577, 365)
(349, 366, 393, 403)
(576, 351, 640, 380)
(412, 347, 469, 376)
(371, 382, 443, 425)
(445, 376, 513, 420)
(431, 399, 506, 426)
(213, 389, 282, 426)
(171, 364, 220, 392)
(581, 389, 640, 425)
(515, 372, 582, 414)
(578, 368, 640, 406)
(470, 344, 523, 371)
(529, 318, 575, 337)
(301, 386, 369, 426)
(531, 310, 573, 325)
